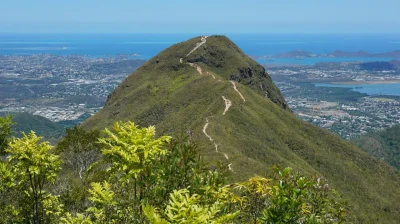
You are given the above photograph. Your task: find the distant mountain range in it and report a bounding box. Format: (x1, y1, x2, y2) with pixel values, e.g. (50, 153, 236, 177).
(257, 50, 400, 58)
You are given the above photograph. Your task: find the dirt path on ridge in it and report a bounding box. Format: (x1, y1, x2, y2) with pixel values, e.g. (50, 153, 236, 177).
(186, 36, 207, 57)
(189, 63, 203, 75)
(222, 96, 232, 115)
(230, 81, 246, 102)
(185, 36, 235, 172)
(202, 117, 232, 171)
(202, 118, 213, 141)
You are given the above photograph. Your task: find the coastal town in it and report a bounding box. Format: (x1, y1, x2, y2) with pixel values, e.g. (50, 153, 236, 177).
(276, 81, 400, 139)
(0, 54, 144, 123)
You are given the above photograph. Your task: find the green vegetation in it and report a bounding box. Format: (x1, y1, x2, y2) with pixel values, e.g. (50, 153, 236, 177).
(0, 120, 347, 223)
(0, 124, 64, 223)
(0, 114, 14, 153)
(0, 112, 94, 144)
(54, 126, 103, 213)
(82, 35, 400, 223)
(5, 132, 62, 223)
(0, 112, 66, 144)
(353, 125, 400, 169)
(233, 168, 348, 223)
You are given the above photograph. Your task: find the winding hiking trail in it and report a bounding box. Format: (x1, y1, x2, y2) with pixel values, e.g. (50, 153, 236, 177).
(186, 36, 207, 57)
(202, 117, 232, 171)
(185, 36, 207, 75)
(202, 119, 213, 141)
(222, 96, 232, 115)
(223, 153, 229, 160)
(207, 71, 216, 79)
(186, 36, 245, 172)
(228, 163, 233, 171)
(189, 63, 203, 75)
(230, 81, 246, 102)
(202, 118, 219, 153)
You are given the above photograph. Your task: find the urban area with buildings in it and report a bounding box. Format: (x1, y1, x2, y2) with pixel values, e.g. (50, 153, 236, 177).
(0, 54, 144, 122)
(276, 82, 400, 139)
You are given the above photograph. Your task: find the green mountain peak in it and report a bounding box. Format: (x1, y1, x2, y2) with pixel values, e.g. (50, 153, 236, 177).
(82, 35, 400, 223)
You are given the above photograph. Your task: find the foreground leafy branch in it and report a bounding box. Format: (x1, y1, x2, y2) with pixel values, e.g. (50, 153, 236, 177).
(0, 114, 14, 153)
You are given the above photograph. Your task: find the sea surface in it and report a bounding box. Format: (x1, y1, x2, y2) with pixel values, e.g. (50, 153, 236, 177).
(1, 33, 400, 65)
(314, 83, 400, 96)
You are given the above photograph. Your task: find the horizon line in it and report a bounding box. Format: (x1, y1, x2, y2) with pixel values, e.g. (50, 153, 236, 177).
(1, 32, 400, 35)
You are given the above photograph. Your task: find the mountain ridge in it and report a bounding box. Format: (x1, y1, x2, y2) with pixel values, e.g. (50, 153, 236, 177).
(82, 35, 400, 223)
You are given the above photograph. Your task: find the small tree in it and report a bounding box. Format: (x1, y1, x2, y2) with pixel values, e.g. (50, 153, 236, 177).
(86, 181, 119, 223)
(143, 188, 239, 224)
(0, 161, 23, 223)
(233, 167, 348, 224)
(92, 121, 171, 222)
(55, 127, 103, 213)
(233, 176, 272, 223)
(6, 131, 62, 224)
(0, 114, 14, 154)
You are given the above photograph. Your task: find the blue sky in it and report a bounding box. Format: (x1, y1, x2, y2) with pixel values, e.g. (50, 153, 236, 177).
(1, 0, 399, 33)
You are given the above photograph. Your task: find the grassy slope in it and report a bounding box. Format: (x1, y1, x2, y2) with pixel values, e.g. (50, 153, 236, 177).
(83, 36, 400, 223)
(353, 125, 400, 170)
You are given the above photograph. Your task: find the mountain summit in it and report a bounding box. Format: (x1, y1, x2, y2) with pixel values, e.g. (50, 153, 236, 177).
(83, 36, 400, 222)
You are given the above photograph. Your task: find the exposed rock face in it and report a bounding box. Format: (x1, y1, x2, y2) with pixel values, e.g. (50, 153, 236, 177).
(186, 35, 288, 110)
(229, 65, 288, 110)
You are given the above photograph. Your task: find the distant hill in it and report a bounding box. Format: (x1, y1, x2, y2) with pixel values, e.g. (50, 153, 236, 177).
(374, 50, 400, 58)
(359, 61, 398, 71)
(82, 35, 400, 223)
(9, 113, 65, 143)
(275, 50, 313, 58)
(390, 59, 400, 67)
(353, 125, 400, 170)
(329, 50, 370, 57)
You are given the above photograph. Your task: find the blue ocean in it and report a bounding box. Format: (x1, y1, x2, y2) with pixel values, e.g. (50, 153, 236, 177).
(1, 33, 400, 65)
